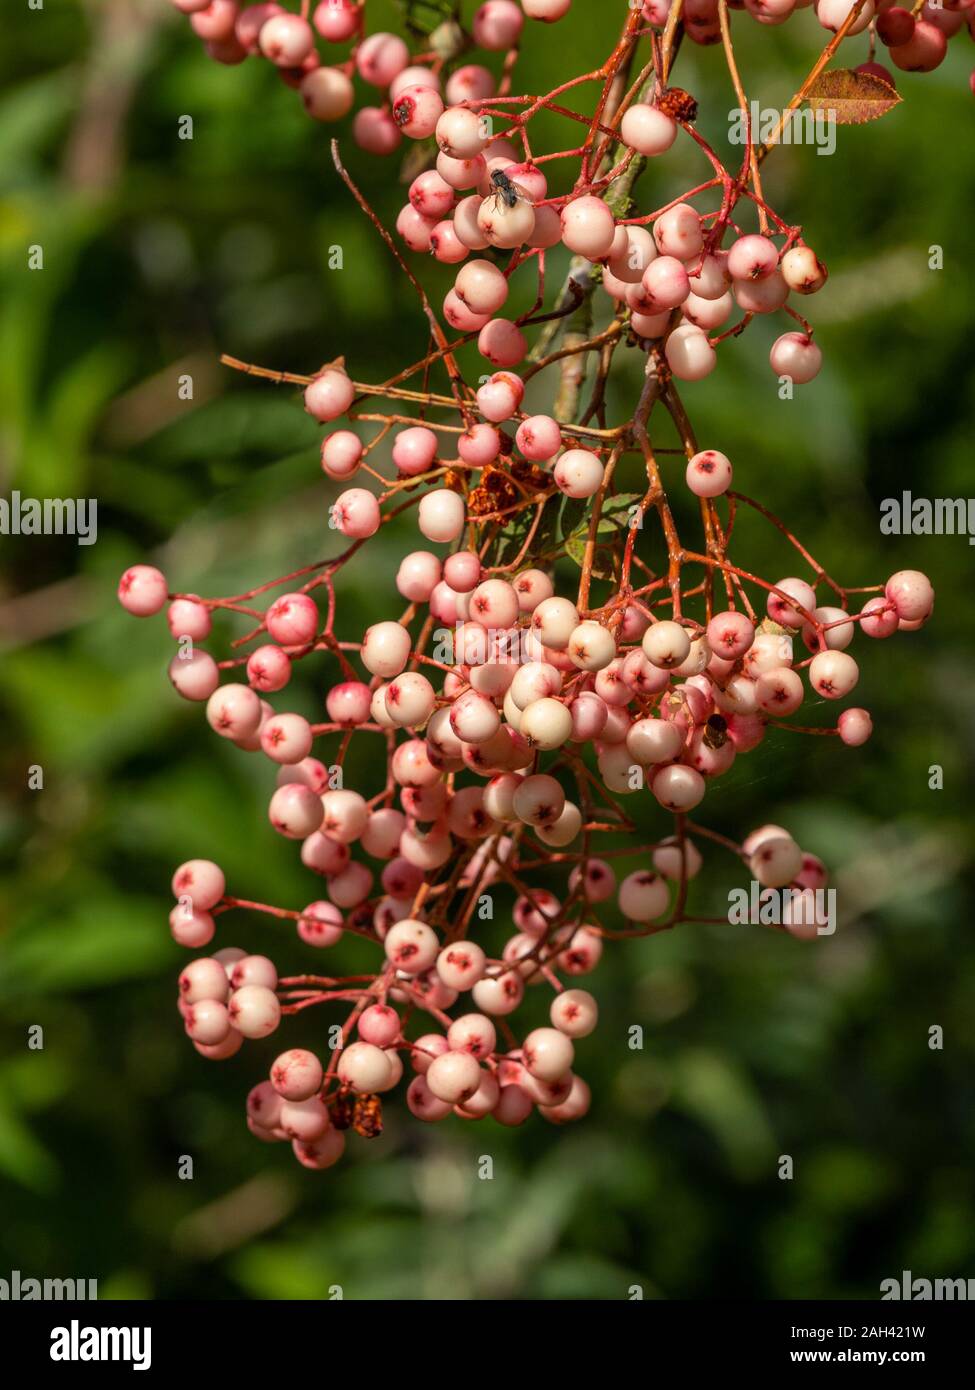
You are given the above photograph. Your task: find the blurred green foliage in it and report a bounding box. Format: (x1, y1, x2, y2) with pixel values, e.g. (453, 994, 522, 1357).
(0, 1, 973, 1300)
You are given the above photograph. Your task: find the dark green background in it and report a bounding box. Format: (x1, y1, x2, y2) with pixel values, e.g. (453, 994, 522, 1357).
(1, 1, 973, 1299)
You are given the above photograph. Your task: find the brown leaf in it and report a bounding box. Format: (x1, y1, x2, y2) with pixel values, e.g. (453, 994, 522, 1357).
(805, 69, 902, 126)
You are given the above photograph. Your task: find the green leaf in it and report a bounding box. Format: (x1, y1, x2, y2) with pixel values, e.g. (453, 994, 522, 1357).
(563, 492, 642, 580)
(0, 1095, 59, 1192)
(0, 896, 171, 999)
(670, 1049, 775, 1180)
(494, 491, 560, 567)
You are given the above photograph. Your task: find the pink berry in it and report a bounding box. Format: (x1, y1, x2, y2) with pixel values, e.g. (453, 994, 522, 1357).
(768, 576, 817, 629)
(271, 1048, 324, 1101)
(396, 551, 442, 603)
(781, 245, 828, 294)
(447, 1012, 497, 1059)
(429, 220, 469, 263)
(353, 106, 402, 155)
(554, 448, 604, 499)
(755, 667, 804, 715)
(652, 837, 703, 880)
(884, 569, 933, 622)
(539, 1075, 591, 1124)
(620, 103, 677, 156)
(305, 368, 355, 421)
(475, 377, 519, 423)
(418, 489, 465, 543)
(169, 649, 220, 701)
(279, 1095, 331, 1142)
(477, 193, 536, 249)
(167, 597, 211, 640)
(455, 258, 508, 315)
(231, 954, 278, 991)
(436, 106, 488, 160)
(392, 84, 444, 140)
(206, 683, 267, 740)
(338, 1041, 393, 1092)
(292, 1127, 345, 1169)
(653, 202, 703, 259)
(445, 65, 496, 104)
(436, 942, 487, 991)
(185, 999, 231, 1045)
(190, 0, 239, 41)
(452, 195, 491, 251)
(734, 271, 789, 315)
(608, 225, 657, 284)
(523, 1027, 574, 1082)
(179, 956, 230, 1004)
(426, 1049, 482, 1103)
(808, 650, 859, 699)
(467, 577, 517, 629)
(297, 899, 344, 947)
(860, 595, 899, 639)
(259, 13, 315, 67)
(706, 610, 755, 660)
(478, 318, 527, 368)
(516, 415, 562, 462)
(550, 989, 598, 1038)
(651, 763, 706, 811)
(560, 196, 616, 259)
(268, 782, 324, 838)
(118, 564, 167, 616)
(358, 1004, 402, 1048)
(409, 170, 455, 222)
(320, 429, 362, 480)
(472, 1, 525, 50)
(356, 32, 409, 87)
(171, 858, 226, 913)
(319, 788, 368, 843)
(618, 870, 669, 921)
(332, 487, 380, 538)
(838, 707, 873, 746)
(384, 918, 440, 975)
(642, 256, 690, 310)
(228, 984, 281, 1038)
(816, 0, 875, 34)
(247, 644, 292, 692)
(443, 551, 482, 592)
(450, 689, 501, 744)
(170, 904, 215, 949)
(312, 0, 360, 43)
(267, 592, 318, 646)
(396, 203, 437, 253)
(666, 324, 716, 381)
(686, 448, 732, 497)
(260, 712, 313, 764)
(770, 332, 822, 384)
(235, 4, 282, 51)
(195, 1029, 243, 1060)
(727, 233, 779, 282)
(523, 0, 572, 16)
(751, 833, 802, 888)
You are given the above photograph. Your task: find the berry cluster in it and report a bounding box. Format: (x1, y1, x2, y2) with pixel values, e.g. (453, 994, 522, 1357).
(172, 0, 975, 137)
(122, 1, 938, 1170)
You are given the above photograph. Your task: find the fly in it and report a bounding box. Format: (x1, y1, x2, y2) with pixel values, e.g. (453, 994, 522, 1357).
(489, 168, 533, 211)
